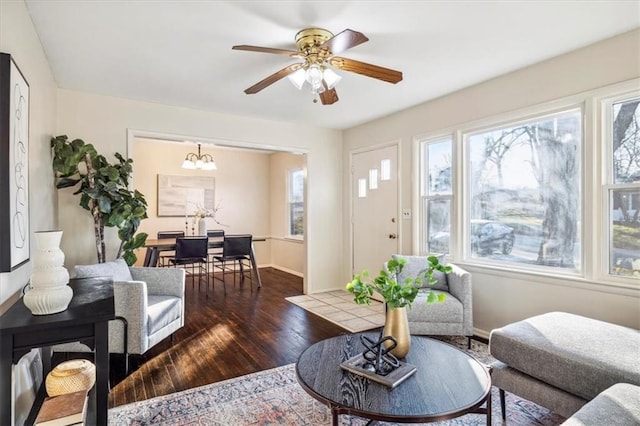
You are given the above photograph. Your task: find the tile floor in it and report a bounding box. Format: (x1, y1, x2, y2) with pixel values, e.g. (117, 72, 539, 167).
(286, 290, 385, 333)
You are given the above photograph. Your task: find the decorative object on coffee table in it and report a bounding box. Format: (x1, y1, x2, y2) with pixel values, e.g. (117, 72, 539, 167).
(45, 359, 95, 397)
(340, 333, 417, 388)
(346, 255, 451, 357)
(23, 230, 72, 315)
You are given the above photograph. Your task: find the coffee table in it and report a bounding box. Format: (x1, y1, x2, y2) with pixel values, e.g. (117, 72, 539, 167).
(296, 333, 492, 425)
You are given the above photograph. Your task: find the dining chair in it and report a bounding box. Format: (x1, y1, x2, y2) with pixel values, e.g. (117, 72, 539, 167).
(212, 234, 254, 293)
(168, 236, 210, 297)
(156, 231, 185, 267)
(206, 229, 225, 272)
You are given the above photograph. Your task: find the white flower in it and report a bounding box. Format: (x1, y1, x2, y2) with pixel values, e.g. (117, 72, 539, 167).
(193, 208, 214, 219)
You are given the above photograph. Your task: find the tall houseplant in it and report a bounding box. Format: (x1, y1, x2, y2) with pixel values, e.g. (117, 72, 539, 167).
(51, 135, 148, 265)
(347, 255, 452, 357)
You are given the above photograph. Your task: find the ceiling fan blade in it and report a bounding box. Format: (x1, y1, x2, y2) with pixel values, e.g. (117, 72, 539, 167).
(320, 85, 339, 105)
(232, 45, 300, 57)
(244, 63, 303, 94)
(330, 57, 403, 84)
(321, 29, 368, 54)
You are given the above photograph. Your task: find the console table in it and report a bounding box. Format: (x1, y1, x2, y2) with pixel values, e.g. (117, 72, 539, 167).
(0, 277, 115, 425)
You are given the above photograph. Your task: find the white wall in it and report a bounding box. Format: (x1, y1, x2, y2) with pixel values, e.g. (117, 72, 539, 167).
(270, 152, 305, 275)
(343, 29, 640, 335)
(0, 2, 59, 424)
(56, 89, 342, 292)
(0, 0, 58, 311)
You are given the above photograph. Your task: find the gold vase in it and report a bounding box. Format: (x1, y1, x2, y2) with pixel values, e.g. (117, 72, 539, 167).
(382, 306, 410, 358)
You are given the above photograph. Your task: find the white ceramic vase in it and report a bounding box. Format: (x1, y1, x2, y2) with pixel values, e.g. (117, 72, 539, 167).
(23, 230, 72, 315)
(197, 218, 207, 236)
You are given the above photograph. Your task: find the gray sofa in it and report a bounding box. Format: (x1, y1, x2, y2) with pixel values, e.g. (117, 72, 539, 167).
(392, 255, 473, 347)
(489, 312, 640, 421)
(561, 383, 640, 425)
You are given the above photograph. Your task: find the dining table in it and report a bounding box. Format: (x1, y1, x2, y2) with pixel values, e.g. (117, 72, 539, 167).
(142, 236, 265, 288)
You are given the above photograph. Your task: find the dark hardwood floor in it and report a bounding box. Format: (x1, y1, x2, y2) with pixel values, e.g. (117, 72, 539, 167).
(108, 267, 347, 408)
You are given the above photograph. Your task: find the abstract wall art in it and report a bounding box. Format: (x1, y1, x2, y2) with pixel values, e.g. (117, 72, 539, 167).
(0, 53, 30, 272)
(157, 174, 215, 217)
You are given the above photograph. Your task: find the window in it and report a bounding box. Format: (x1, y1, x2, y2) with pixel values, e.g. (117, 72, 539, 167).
(288, 168, 304, 237)
(467, 109, 582, 270)
(420, 138, 453, 255)
(605, 96, 640, 279)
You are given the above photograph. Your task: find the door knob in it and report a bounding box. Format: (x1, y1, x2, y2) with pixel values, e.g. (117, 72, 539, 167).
(389, 233, 397, 239)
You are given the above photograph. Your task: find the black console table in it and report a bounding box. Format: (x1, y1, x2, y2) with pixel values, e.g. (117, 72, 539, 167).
(0, 277, 115, 425)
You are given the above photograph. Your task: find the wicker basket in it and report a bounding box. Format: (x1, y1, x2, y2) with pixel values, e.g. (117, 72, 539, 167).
(45, 359, 96, 397)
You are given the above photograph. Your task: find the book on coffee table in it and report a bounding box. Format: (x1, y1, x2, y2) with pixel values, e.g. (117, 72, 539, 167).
(35, 390, 88, 426)
(340, 354, 417, 388)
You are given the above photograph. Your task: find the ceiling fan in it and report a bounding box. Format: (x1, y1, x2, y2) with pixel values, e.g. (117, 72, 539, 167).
(232, 28, 403, 105)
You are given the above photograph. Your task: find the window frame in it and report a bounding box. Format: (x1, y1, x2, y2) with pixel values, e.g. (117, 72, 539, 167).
(286, 167, 304, 240)
(599, 90, 640, 284)
(414, 80, 640, 288)
(418, 135, 454, 256)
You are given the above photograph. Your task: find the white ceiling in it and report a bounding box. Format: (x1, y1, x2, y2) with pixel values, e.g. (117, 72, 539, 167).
(26, 1, 639, 130)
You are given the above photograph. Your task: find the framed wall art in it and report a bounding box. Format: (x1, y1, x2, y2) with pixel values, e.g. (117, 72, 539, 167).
(0, 53, 30, 272)
(157, 174, 215, 217)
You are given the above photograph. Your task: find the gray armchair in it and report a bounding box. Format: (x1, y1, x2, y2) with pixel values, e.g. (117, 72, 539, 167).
(72, 259, 185, 365)
(392, 254, 473, 347)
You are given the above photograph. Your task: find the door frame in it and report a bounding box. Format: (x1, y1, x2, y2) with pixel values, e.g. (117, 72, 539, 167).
(126, 128, 311, 293)
(348, 140, 402, 276)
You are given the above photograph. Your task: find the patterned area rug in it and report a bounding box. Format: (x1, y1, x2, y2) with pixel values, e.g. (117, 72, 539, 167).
(109, 337, 565, 425)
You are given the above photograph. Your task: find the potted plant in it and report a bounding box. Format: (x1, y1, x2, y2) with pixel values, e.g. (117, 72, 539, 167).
(51, 135, 148, 265)
(346, 255, 452, 357)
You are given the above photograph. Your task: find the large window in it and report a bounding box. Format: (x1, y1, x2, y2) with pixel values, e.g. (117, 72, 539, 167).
(421, 138, 453, 255)
(418, 83, 640, 284)
(606, 96, 640, 279)
(467, 109, 582, 270)
(288, 168, 304, 237)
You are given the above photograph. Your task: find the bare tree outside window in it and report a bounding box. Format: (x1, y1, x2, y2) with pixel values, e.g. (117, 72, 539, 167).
(609, 98, 640, 278)
(468, 110, 582, 269)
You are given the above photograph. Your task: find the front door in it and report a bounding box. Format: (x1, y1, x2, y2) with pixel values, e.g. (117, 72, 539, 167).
(351, 144, 399, 280)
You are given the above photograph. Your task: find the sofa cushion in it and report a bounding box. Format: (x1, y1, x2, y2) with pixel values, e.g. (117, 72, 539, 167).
(489, 312, 640, 401)
(560, 383, 640, 426)
(393, 254, 449, 292)
(147, 296, 181, 335)
(74, 258, 133, 282)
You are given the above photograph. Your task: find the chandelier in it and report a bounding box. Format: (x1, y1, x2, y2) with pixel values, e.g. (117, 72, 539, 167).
(181, 143, 217, 170)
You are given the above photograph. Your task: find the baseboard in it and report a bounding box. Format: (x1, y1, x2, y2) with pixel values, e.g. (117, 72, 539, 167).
(267, 264, 304, 278)
(473, 327, 491, 340)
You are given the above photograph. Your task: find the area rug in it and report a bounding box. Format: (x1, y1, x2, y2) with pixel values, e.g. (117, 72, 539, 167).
(109, 338, 565, 425)
(286, 290, 385, 333)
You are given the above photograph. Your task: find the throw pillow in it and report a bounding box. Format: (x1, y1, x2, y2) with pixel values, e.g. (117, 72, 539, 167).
(392, 254, 449, 292)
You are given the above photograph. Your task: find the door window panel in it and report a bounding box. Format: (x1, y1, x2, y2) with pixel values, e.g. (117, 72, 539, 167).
(358, 178, 367, 198)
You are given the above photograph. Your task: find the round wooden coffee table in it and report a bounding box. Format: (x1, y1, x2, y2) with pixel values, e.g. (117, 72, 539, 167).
(296, 333, 492, 425)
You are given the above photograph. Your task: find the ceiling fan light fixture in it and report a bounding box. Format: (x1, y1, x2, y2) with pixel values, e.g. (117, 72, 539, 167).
(288, 68, 306, 90)
(323, 68, 342, 89)
(305, 64, 323, 86)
